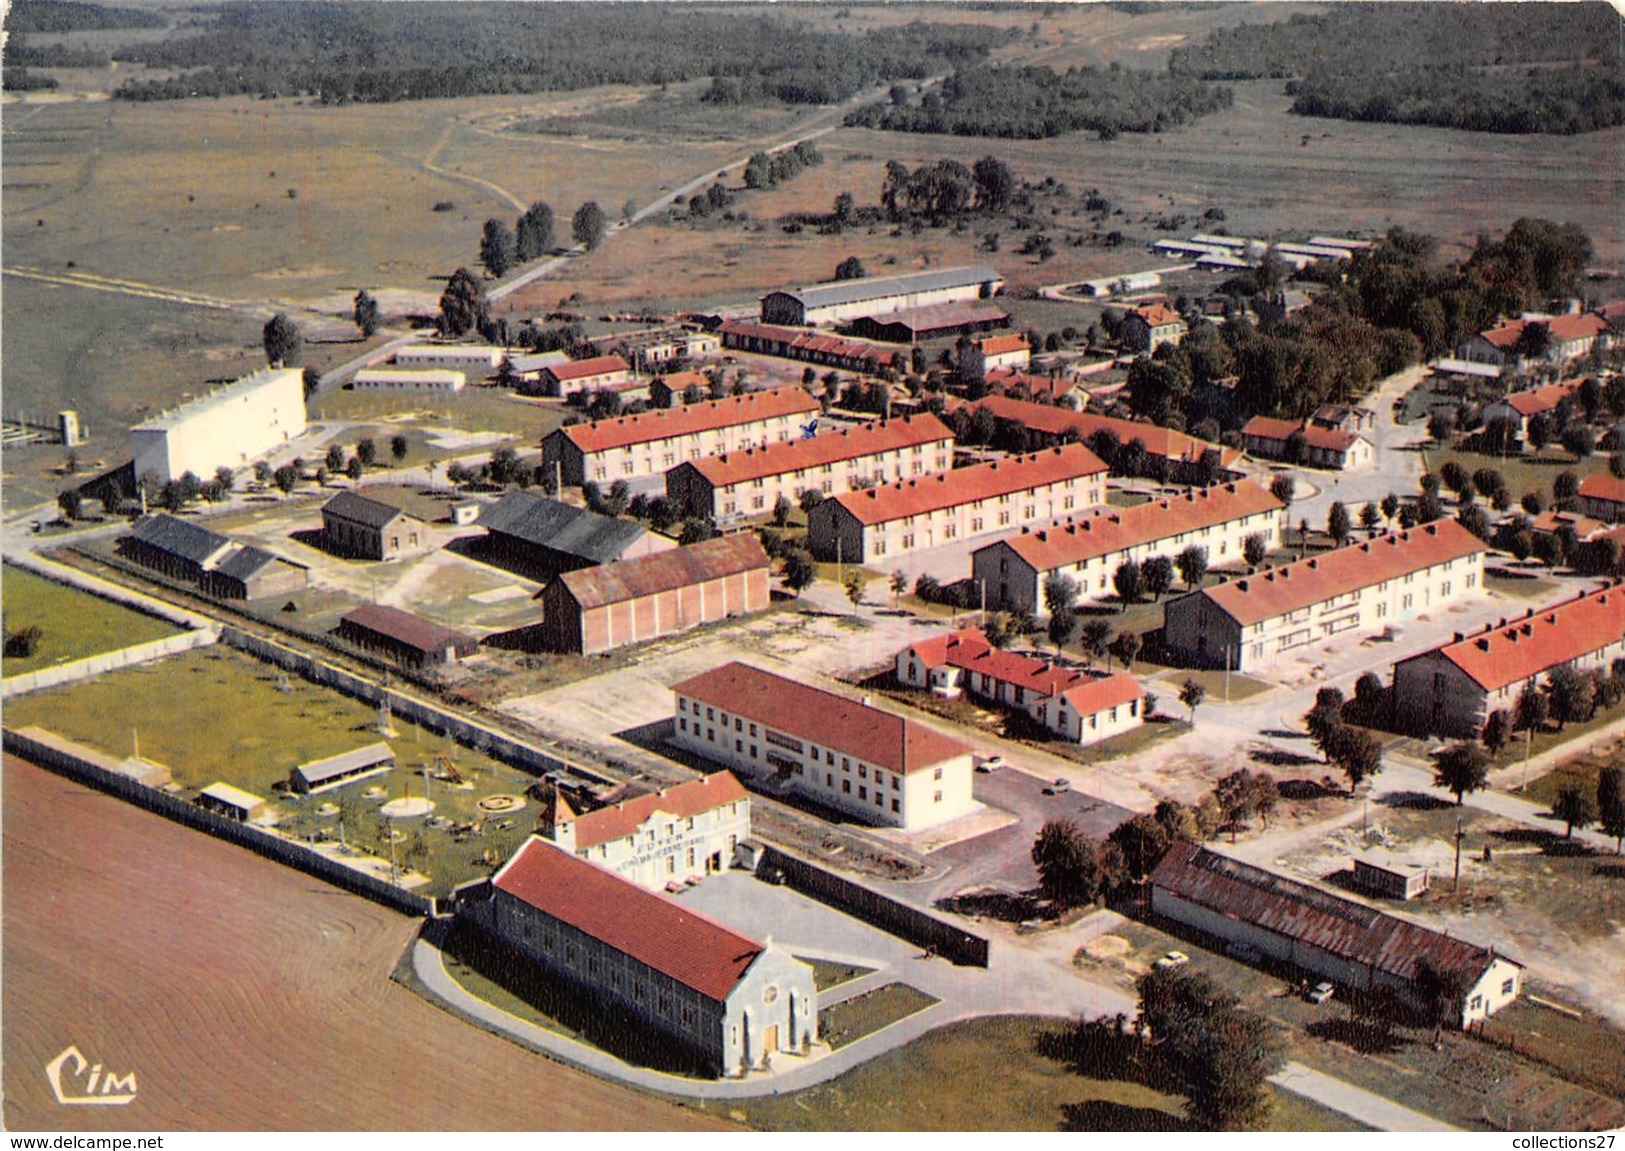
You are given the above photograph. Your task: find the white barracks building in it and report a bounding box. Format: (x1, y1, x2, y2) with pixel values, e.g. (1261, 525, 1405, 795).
(130, 366, 306, 483)
(671, 662, 976, 830)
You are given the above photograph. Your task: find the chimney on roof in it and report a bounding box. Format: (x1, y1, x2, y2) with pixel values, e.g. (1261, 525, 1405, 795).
(1237, 579, 1249, 592)
(1454, 632, 1464, 643)
(1309, 558, 1318, 569)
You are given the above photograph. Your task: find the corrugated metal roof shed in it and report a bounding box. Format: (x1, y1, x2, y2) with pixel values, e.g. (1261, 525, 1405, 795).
(296, 742, 395, 786)
(771, 265, 1001, 312)
(127, 514, 233, 566)
(481, 491, 648, 564)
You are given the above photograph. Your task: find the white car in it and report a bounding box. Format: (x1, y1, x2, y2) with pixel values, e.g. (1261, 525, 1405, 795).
(1155, 950, 1191, 969)
(974, 754, 1004, 773)
(1308, 981, 1335, 1004)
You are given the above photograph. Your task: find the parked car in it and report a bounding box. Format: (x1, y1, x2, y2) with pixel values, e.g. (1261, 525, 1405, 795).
(974, 754, 1005, 773)
(1308, 981, 1335, 1004)
(1042, 778, 1071, 795)
(1155, 950, 1191, 969)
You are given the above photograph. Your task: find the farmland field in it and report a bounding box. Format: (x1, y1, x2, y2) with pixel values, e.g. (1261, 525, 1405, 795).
(0, 563, 180, 676)
(0, 752, 728, 1132)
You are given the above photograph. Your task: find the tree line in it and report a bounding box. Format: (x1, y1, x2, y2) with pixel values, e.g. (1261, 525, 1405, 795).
(109, 4, 1006, 105)
(845, 62, 1232, 140)
(1170, 3, 1624, 135)
(5, 0, 166, 31)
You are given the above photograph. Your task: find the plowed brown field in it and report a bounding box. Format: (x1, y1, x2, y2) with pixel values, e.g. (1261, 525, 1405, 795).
(1, 754, 730, 1132)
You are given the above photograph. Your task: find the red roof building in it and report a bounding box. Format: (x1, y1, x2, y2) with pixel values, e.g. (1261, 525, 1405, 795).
(958, 332, 1032, 380)
(806, 443, 1108, 565)
(335, 604, 479, 669)
(666, 414, 954, 522)
(541, 386, 821, 485)
(1578, 473, 1625, 521)
(541, 772, 751, 890)
(535, 354, 635, 398)
(1152, 842, 1523, 1028)
(480, 836, 817, 1073)
(538, 534, 771, 655)
(1241, 415, 1374, 471)
(896, 629, 1144, 746)
(1164, 521, 1487, 671)
(718, 320, 906, 376)
(972, 481, 1286, 611)
(671, 661, 976, 829)
(1457, 313, 1611, 368)
(1393, 583, 1625, 737)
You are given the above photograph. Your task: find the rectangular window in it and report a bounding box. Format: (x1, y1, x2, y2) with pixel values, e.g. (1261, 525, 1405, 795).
(891, 798, 900, 813)
(933, 767, 943, 780)
(859, 785, 867, 800)
(934, 790, 943, 803)
(1501, 978, 1515, 995)
(842, 779, 851, 794)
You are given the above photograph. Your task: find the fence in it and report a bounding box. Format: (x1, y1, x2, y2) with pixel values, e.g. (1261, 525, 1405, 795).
(4, 725, 433, 918)
(220, 628, 618, 787)
(2, 629, 219, 699)
(759, 844, 990, 967)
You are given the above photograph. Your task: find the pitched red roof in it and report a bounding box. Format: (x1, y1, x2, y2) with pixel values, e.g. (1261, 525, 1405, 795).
(672, 662, 970, 775)
(565, 772, 749, 851)
(1413, 584, 1625, 692)
(1480, 314, 1609, 349)
(718, 320, 907, 371)
(554, 533, 769, 611)
(947, 394, 1239, 468)
(339, 604, 477, 653)
(828, 443, 1106, 527)
(1528, 510, 1609, 539)
(1196, 520, 1486, 627)
(990, 481, 1283, 573)
(683, 414, 951, 488)
(972, 333, 1030, 356)
(1499, 377, 1584, 418)
(984, 368, 1082, 404)
(1241, 416, 1361, 453)
(493, 838, 762, 1001)
(557, 387, 820, 454)
(902, 630, 1144, 715)
(1131, 303, 1184, 328)
(1579, 472, 1625, 508)
(1152, 841, 1517, 985)
(545, 354, 631, 382)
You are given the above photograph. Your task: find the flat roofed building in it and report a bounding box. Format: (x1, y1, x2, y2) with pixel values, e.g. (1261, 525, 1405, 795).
(536, 355, 634, 399)
(480, 491, 669, 575)
(538, 534, 771, 655)
(353, 368, 466, 393)
(477, 836, 817, 1076)
(1392, 584, 1625, 737)
(805, 443, 1108, 566)
(321, 490, 429, 561)
(196, 781, 267, 823)
(945, 395, 1244, 486)
(1151, 842, 1522, 1029)
(291, 742, 395, 794)
(972, 481, 1285, 612)
(666, 414, 954, 523)
(1352, 856, 1429, 901)
(761, 265, 1003, 327)
(335, 604, 480, 669)
(394, 345, 503, 374)
(1163, 520, 1487, 672)
(130, 366, 306, 483)
(1241, 415, 1374, 471)
(897, 630, 1144, 746)
(671, 661, 975, 830)
(542, 387, 821, 487)
(542, 772, 750, 889)
(605, 326, 721, 373)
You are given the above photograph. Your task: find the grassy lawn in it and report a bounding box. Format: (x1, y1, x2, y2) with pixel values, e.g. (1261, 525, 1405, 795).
(1, 564, 181, 677)
(1154, 667, 1274, 705)
(312, 387, 567, 443)
(1484, 567, 1563, 600)
(1509, 700, 1625, 805)
(1422, 444, 1606, 505)
(796, 956, 876, 993)
(817, 983, 939, 1051)
(736, 1015, 1368, 1132)
(3, 645, 543, 896)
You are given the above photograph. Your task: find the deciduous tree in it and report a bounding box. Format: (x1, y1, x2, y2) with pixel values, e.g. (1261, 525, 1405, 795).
(573, 200, 607, 250)
(1433, 741, 1490, 805)
(263, 313, 303, 367)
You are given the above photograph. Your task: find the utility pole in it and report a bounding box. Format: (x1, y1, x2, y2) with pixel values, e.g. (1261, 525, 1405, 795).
(1453, 816, 1465, 893)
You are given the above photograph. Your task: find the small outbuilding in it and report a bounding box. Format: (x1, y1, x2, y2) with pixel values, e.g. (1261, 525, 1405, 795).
(335, 604, 480, 669)
(291, 742, 396, 794)
(197, 781, 268, 822)
(321, 490, 429, 561)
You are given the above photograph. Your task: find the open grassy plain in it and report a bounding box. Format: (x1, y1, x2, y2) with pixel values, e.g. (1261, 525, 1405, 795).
(0, 752, 729, 1132)
(0, 562, 179, 676)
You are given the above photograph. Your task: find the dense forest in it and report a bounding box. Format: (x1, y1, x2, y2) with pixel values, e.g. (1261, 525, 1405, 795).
(1169, 3, 1625, 135)
(104, 2, 1009, 104)
(844, 63, 1232, 139)
(1119, 219, 1596, 432)
(5, 0, 166, 32)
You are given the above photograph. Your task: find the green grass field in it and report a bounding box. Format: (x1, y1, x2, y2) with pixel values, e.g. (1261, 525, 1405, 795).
(736, 1014, 1369, 1132)
(796, 956, 877, 992)
(818, 983, 939, 1050)
(1, 564, 180, 677)
(3, 644, 541, 894)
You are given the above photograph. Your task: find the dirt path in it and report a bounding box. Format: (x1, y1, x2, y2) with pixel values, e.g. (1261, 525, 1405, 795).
(0, 752, 729, 1132)
(421, 117, 527, 214)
